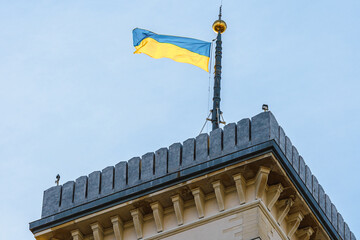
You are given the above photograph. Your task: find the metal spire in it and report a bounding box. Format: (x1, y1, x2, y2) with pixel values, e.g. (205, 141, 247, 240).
(219, 5, 222, 20)
(210, 6, 227, 130)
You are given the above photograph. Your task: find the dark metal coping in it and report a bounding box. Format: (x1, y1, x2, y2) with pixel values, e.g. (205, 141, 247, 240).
(29, 140, 340, 240)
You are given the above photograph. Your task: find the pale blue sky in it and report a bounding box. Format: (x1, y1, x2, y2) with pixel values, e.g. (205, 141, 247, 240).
(0, 1, 359, 239)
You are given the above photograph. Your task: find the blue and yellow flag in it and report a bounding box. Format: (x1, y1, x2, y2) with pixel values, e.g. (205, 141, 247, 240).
(133, 28, 211, 72)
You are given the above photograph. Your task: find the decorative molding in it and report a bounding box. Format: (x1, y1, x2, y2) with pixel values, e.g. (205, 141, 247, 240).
(287, 211, 304, 238)
(296, 227, 314, 240)
(267, 183, 284, 210)
(233, 173, 246, 204)
(144, 200, 264, 240)
(70, 229, 84, 240)
(212, 180, 225, 211)
(150, 202, 164, 232)
(171, 194, 184, 225)
(254, 167, 271, 199)
(90, 222, 104, 240)
(110, 215, 123, 240)
(130, 209, 143, 239)
(277, 198, 294, 225)
(192, 187, 205, 218)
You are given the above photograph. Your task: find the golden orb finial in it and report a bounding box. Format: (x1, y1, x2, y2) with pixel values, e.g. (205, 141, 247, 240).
(212, 5, 227, 34)
(212, 19, 227, 34)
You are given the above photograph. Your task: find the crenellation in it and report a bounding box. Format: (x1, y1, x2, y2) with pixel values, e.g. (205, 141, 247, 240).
(101, 166, 114, 196)
(285, 136, 293, 163)
(182, 138, 196, 167)
(168, 143, 181, 172)
(299, 156, 306, 183)
(337, 213, 345, 239)
(60, 181, 75, 211)
(292, 146, 300, 174)
(318, 184, 325, 213)
(41, 186, 61, 217)
(312, 175, 319, 202)
(128, 157, 141, 185)
(209, 127, 223, 159)
(223, 122, 236, 154)
(114, 161, 127, 191)
(141, 152, 155, 181)
(88, 171, 101, 200)
(236, 118, 251, 148)
(351, 231, 357, 240)
(325, 194, 331, 221)
(345, 223, 350, 240)
(279, 126, 286, 153)
(74, 176, 87, 205)
(270, 113, 280, 144)
(196, 133, 209, 162)
(155, 148, 168, 176)
(305, 165, 312, 192)
(331, 204, 338, 230)
(251, 111, 279, 145)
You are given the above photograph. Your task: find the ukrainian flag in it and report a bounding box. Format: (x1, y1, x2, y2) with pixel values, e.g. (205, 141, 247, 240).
(133, 28, 211, 72)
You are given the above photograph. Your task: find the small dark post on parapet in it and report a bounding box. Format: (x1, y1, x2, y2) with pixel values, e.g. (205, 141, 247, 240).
(211, 6, 227, 130)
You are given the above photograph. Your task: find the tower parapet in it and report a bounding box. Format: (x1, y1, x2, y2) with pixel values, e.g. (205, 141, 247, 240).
(30, 112, 356, 240)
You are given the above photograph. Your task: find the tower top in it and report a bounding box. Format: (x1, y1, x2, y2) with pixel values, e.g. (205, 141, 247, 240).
(212, 5, 227, 33)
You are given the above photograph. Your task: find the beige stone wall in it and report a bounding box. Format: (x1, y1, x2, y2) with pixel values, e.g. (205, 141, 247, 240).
(96, 204, 284, 240)
(162, 208, 254, 240)
(79, 183, 286, 240)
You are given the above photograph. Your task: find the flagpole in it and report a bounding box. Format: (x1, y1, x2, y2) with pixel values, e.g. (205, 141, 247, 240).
(211, 6, 227, 130)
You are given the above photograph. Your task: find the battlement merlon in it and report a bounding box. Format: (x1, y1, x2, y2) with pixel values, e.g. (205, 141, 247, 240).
(30, 112, 356, 240)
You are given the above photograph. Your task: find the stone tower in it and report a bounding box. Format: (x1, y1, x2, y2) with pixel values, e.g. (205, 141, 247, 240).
(29, 112, 357, 240)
